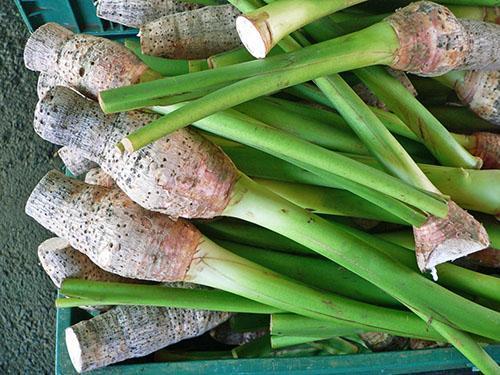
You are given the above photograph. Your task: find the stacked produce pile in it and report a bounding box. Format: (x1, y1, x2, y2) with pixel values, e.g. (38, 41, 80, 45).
(22, 0, 500, 373)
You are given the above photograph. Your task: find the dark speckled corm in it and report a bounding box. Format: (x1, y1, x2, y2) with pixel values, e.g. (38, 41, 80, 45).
(34, 86, 239, 219)
(0, 2, 60, 373)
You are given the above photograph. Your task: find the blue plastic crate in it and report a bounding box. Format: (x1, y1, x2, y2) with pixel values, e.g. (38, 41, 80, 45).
(14, 0, 138, 38)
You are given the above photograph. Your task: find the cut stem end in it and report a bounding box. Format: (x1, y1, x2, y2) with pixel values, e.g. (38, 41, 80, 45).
(413, 201, 490, 277)
(236, 16, 270, 59)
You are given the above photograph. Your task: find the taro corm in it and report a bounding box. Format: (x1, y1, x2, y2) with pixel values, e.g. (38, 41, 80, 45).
(26, 170, 447, 343)
(35, 86, 488, 276)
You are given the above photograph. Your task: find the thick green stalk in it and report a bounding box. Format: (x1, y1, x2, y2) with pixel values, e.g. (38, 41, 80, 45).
(99, 22, 396, 114)
(188, 237, 447, 339)
(301, 14, 481, 169)
(223, 143, 499, 215)
(59, 280, 279, 313)
(428, 105, 500, 133)
(223, 174, 500, 341)
(283, 83, 430, 143)
(199, 217, 500, 305)
(116, 23, 399, 149)
(271, 314, 365, 342)
(235, 0, 366, 57)
(124, 39, 208, 76)
(348, 153, 500, 215)
(313, 73, 438, 191)
(236, 97, 433, 160)
(252, 178, 406, 223)
(355, 66, 480, 169)
(208, 48, 255, 69)
(220, 240, 398, 307)
(235, 98, 371, 155)
(151, 105, 447, 220)
(195, 218, 313, 256)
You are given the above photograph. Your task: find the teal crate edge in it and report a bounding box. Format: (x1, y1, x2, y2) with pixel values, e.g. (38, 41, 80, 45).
(56, 306, 500, 375)
(14, 0, 138, 38)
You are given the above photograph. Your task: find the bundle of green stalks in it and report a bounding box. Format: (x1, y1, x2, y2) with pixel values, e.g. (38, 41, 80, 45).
(22, 0, 500, 373)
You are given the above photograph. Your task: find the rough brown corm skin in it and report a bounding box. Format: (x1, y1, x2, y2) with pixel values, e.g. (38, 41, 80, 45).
(34, 87, 240, 219)
(96, 0, 203, 28)
(388, 2, 500, 76)
(84, 168, 116, 188)
(24, 23, 148, 99)
(455, 71, 500, 127)
(25, 171, 202, 282)
(66, 305, 231, 372)
(470, 132, 500, 169)
(140, 5, 241, 59)
(38, 237, 128, 289)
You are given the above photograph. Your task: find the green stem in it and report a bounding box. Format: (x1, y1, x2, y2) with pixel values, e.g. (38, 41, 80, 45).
(236, 0, 367, 57)
(124, 39, 208, 76)
(223, 143, 499, 216)
(220, 240, 399, 307)
(235, 98, 371, 155)
(313, 73, 438, 191)
(99, 22, 396, 114)
(236, 97, 433, 160)
(188, 237, 446, 340)
(282, 84, 422, 143)
(195, 218, 313, 256)
(58, 280, 279, 313)
(151, 104, 447, 221)
(252, 178, 406, 224)
(115, 23, 399, 146)
(208, 48, 255, 69)
(355, 66, 480, 169)
(223, 175, 500, 341)
(271, 314, 365, 340)
(199, 217, 500, 305)
(348, 153, 500, 215)
(428, 105, 500, 133)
